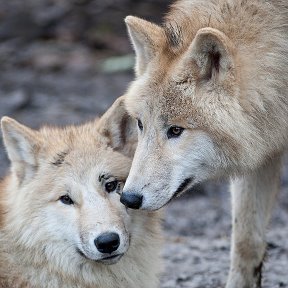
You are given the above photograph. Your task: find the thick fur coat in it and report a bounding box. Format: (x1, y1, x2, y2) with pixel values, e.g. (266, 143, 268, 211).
(120, 1, 288, 287)
(0, 97, 162, 288)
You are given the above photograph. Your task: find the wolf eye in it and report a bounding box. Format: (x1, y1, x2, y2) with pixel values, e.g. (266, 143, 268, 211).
(137, 119, 143, 131)
(105, 180, 118, 193)
(59, 194, 74, 205)
(167, 126, 184, 139)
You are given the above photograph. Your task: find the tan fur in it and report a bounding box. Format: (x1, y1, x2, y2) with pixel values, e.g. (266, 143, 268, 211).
(125, 1, 288, 171)
(122, 1, 288, 287)
(0, 96, 162, 288)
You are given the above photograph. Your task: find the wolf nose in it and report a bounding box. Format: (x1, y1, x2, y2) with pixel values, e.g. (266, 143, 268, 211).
(120, 192, 143, 209)
(95, 232, 120, 254)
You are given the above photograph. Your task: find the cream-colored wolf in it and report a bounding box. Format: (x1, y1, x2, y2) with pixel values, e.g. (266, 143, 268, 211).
(120, 0, 288, 287)
(0, 97, 162, 288)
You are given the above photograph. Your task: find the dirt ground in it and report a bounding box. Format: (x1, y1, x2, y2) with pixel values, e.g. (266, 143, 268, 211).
(0, 1, 287, 287)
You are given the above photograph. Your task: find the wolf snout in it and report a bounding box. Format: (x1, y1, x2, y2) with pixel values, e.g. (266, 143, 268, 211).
(120, 192, 143, 209)
(94, 232, 120, 254)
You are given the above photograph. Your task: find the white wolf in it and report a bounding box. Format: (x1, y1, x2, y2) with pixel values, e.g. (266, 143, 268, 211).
(120, 1, 288, 287)
(0, 97, 162, 288)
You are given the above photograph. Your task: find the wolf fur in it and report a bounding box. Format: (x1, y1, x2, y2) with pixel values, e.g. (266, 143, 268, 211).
(0, 96, 162, 288)
(121, 1, 288, 287)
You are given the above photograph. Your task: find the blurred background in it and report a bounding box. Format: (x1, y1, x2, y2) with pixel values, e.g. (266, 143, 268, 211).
(0, 1, 287, 287)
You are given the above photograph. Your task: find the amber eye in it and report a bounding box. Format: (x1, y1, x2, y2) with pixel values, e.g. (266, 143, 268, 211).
(167, 126, 184, 139)
(59, 194, 74, 205)
(105, 181, 118, 193)
(137, 119, 143, 131)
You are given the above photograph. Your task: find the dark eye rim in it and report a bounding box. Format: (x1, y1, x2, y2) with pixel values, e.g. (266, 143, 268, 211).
(167, 126, 185, 139)
(137, 119, 143, 131)
(59, 194, 74, 205)
(105, 180, 119, 193)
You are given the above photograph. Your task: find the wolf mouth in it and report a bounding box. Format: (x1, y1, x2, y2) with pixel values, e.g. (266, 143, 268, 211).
(98, 253, 124, 265)
(101, 254, 123, 261)
(172, 177, 194, 199)
(76, 248, 123, 263)
(153, 177, 195, 210)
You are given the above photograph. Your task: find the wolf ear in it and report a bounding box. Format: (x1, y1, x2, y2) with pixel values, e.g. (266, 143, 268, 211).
(96, 96, 137, 158)
(125, 16, 164, 77)
(189, 27, 236, 84)
(1, 117, 42, 182)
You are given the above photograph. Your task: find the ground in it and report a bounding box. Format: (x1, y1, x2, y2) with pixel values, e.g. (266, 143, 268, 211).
(0, 1, 287, 287)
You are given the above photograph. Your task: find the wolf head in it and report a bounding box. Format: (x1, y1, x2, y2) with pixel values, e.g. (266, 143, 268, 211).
(121, 13, 277, 210)
(1, 96, 140, 266)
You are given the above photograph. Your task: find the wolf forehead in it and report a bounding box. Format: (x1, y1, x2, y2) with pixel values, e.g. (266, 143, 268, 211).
(125, 76, 201, 125)
(37, 124, 126, 170)
(40, 124, 104, 155)
(51, 150, 69, 167)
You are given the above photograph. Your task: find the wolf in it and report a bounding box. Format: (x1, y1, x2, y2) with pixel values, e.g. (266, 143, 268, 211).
(120, 1, 288, 287)
(0, 96, 162, 288)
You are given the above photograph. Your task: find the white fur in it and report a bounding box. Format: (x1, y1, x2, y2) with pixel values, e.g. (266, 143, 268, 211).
(0, 114, 162, 288)
(123, 0, 288, 286)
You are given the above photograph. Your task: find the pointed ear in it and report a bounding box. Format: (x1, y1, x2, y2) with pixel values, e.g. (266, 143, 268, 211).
(96, 96, 137, 158)
(125, 16, 164, 77)
(1, 117, 42, 182)
(189, 27, 236, 84)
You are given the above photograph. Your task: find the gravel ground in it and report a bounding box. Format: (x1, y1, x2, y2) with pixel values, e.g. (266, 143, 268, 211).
(0, 1, 287, 287)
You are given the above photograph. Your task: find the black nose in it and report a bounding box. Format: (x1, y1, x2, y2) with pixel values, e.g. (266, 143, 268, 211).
(120, 192, 143, 209)
(94, 232, 120, 254)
